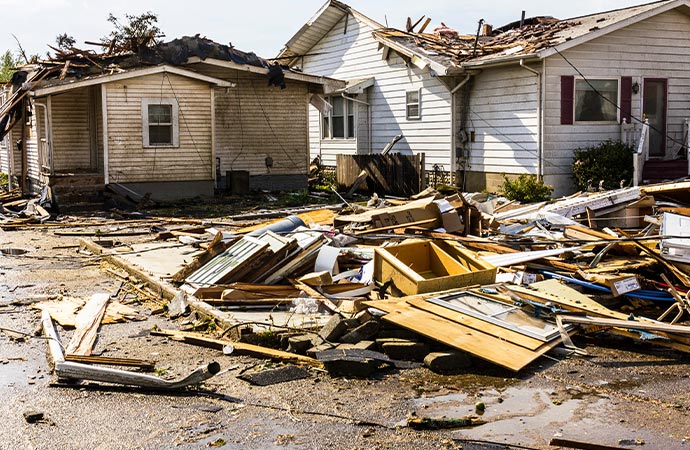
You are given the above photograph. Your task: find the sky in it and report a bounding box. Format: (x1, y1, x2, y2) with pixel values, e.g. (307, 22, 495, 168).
(1, 0, 650, 60)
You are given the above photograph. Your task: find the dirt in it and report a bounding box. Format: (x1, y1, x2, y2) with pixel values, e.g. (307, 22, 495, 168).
(2, 225, 690, 449)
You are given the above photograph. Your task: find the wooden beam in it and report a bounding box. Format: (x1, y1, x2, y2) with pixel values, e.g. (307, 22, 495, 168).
(66, 293, 110, 356)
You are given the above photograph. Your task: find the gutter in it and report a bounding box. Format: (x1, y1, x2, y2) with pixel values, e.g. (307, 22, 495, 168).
(448, 75, 472, 184)
(342, 92, 372, 154)
(519, 58, 543, 179)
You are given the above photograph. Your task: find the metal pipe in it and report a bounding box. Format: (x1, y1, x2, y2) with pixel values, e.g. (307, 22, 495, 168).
(473, 19, 485, 57)
(450, 74, 471, 95)
(342, 92, 372, 154)
(520, 58, 543, 179)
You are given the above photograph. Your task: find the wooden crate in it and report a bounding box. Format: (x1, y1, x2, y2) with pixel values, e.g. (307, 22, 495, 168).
(374, 241, 496, 295)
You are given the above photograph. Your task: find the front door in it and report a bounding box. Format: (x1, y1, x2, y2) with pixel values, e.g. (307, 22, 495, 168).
(643, 78, 667, 157)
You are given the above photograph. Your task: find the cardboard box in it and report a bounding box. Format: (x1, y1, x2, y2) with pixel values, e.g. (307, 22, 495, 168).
(433, 199, 463, 233)
(606, 275, 641, 297)
(370, 197, 440, 229)
(373, 241, 496, 296)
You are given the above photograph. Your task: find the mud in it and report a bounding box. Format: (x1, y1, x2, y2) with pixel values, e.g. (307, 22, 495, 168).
(2, 227, 690, 449)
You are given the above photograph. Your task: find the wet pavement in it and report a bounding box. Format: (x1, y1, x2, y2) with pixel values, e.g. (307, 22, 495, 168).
(2, 227, 690, 449)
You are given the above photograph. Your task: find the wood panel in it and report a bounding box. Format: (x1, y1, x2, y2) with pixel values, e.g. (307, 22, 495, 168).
(336, 153, 425, 196)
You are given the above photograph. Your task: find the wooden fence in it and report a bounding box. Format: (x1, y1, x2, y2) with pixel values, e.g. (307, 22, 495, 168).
(336, 153, 426, 197)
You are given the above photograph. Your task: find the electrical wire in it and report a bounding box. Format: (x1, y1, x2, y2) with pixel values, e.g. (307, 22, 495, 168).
(553, 47, 688, 151)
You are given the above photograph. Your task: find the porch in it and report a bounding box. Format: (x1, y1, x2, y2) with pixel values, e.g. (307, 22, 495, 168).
(621, 119, 690, 186)
(34, 85, 106, 209)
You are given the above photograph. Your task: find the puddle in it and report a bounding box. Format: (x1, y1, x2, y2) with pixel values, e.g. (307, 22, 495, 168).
(0, 248, 28, 256)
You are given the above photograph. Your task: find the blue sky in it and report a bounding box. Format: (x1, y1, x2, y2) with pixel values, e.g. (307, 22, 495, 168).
(2, 0, 647, 60)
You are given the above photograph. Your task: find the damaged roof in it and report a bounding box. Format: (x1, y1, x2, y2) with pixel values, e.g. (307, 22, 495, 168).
(29, 35, 341, 93)
(374, 0, 686, 70)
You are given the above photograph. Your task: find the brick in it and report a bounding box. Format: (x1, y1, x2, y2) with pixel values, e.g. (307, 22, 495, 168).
(340, 320, 381, 344)
(381, 341, 429, 361)
(424, 351, 473, 373)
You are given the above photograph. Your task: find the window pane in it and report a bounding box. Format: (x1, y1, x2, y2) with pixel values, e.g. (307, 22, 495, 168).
(406, 90, 419, 104)
(149, 125, 172, 145)
(407, 104, 420, 119)
(148, 104, 172, 125)
(322, 115, 330, 139)
(575, 79, 618, 121)
(347, 115, 355, 138)
(332, 96, 344, 116)
(332, 117, 344, 138)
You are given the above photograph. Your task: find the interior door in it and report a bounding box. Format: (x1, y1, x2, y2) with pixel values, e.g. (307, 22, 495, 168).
(643, 79, 667, 157)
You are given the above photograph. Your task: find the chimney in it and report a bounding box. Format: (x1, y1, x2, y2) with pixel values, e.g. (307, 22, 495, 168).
(481, 23, 493, 36)
(520, 10, 526, 27)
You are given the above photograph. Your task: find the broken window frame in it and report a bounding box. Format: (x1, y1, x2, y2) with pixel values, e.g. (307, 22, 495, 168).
(406, 88, 422, 120)
(321, 96, 355, 140)
(574, 78, 619, 123)
(142, 98, 179, 148)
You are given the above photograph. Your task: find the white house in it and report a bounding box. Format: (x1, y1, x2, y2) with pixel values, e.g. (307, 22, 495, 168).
(280, 0, 690, 196)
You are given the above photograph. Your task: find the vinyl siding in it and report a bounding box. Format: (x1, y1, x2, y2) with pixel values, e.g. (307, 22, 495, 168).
(465, 65, 539, 175)
(104, 72, 213, 184)
(543, 8, 690, 195)
(214, 72, 309, 176)
(300, 13, 452, 171)
(50, 88, 92, 171)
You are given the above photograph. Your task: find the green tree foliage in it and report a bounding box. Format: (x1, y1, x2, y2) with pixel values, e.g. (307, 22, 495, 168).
(572, 140, 634, 191)
(0, 50, 18, 83)
(55, 33, 76, 52)
(102, 11, 162, 51)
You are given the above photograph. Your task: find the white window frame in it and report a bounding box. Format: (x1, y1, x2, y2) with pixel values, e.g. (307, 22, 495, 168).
(321, 96, 356, 140)
(406, 88, 422, 120)
(574, 78, 620, 124)
(142, 98, 179, 148)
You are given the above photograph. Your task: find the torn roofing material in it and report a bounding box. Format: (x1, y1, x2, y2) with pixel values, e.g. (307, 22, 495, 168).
(371, 0, 676, 69)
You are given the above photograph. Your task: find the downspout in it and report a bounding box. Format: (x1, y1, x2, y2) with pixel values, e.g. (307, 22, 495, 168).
(449, 74, 471, 187)
(341, 92, 371, 154)
(520, 58, 543, 180)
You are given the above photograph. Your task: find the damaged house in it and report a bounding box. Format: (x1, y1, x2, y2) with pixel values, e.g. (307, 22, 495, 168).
(0, 36, 342, 207)
(279, 0, 690, 196)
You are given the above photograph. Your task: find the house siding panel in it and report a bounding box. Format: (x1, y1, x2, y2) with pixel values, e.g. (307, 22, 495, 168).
(300, 13, 452, 171)
(465, 65, 539, 177)
(50, 89, 92, 171)
(214, 72, 309, 176)
(104, 72, 213, 184)
(543, 9, 690, 195)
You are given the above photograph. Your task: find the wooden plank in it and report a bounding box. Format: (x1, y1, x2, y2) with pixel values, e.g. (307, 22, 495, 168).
(558, 314, 690, 335)
(64, 354, 155, 371)
(549, 437, 627, 450)
(336, 154, 424, 196)
(65, 293, 110, 356)
(405, 298, 546, 351)
(364, 300, 552, 372)
(156, 329, 323, 368)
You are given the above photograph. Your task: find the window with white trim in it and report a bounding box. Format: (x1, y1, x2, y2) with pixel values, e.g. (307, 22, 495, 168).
(322, 96, 355, 139)
(574, 79, 618, 122)
(142, 98, 179, 147)
(406, 89, 421, 120)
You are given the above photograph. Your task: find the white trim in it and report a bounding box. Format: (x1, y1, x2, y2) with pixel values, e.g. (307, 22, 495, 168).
(101, 85, 109, 185)
(372, 34, 455, 76)
(540, 0, 690, 59)
(320, 94, 356, 140)
(406, 88, 422, 120)
(210, 88, 216, 181)
(142, 98, 179, 148)
(573, 77, 620, 124)
(32, 65, 235, 97)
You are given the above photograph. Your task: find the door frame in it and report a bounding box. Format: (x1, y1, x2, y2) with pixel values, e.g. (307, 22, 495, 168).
(643, 78, 668, 157)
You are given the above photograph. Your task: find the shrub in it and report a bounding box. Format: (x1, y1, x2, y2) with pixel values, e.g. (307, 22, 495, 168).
(572, 140, 634, 191)
(500, 174, 553, 203)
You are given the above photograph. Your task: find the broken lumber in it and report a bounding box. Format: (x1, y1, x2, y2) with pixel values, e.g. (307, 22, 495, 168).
(155, 329, 323, 368)
(42, 310, 219, 389)
(65, 293, 110, 356)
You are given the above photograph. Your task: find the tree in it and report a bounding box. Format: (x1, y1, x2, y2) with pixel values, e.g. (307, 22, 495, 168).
(55, 33, 76, 52)
(102, 12, 162, 51)
(0, 50, 18, 83)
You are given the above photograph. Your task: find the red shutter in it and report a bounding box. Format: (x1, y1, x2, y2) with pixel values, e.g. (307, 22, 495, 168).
(560, 76, 575, 125)
(620, 76, 632, 123)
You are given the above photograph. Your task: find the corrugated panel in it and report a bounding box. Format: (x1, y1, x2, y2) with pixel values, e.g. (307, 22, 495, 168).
(186, 236, 268, 286)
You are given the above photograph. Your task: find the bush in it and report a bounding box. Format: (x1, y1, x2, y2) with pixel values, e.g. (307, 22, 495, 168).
(572, 140, 634, 191)
(500, 174, 553, 203)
